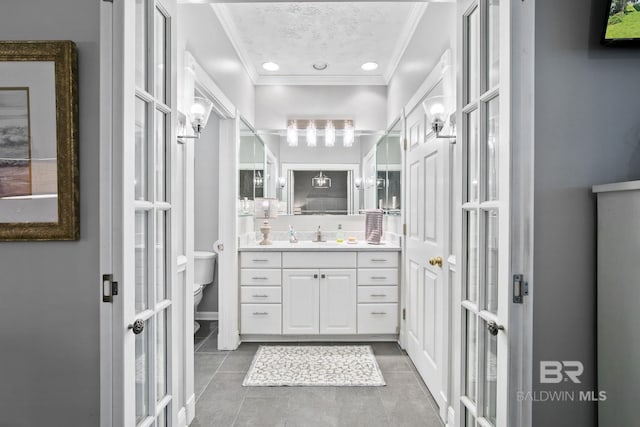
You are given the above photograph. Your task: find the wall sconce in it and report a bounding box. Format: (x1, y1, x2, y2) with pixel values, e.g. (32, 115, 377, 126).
(179, 96, 213, 140)
(343, 120, 355, 147)
(424, 97, 456, 142)
(306, 120, 317, 147)
(354, 177, 363, 190)
(287, 120, 298, 147)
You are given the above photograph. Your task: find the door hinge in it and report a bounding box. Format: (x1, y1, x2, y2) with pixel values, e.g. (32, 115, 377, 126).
(402, 308, 406, 320)
(513, 274, 528, 304)
(403, 138, 408, 151)
(103, 274, 118, 303)
(403, 223, 407, 236)
(102, 0, 113, 2)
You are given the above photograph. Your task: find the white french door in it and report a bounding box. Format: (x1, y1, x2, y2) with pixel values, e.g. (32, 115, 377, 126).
(110, 0, 177, 425)
(458, 0, 511, 426)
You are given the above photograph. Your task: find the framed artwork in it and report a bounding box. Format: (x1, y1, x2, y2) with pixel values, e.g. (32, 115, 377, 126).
(0, 41, 79, 240)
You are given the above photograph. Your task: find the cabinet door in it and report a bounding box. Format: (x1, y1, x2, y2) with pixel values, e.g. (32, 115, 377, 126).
(320, 269, 357, 334)
(283, 269, 319, 334)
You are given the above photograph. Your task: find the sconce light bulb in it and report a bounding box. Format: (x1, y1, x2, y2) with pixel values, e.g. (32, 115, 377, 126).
(430, 103, 445, 117)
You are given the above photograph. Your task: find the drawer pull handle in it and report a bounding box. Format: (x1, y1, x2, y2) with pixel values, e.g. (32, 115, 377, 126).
(252, 294, 268, 298)
(252, 277, 268, 280)
(370, 294, 387, 297)
(371, 311, 387, 315)
(371, 276, 387, 280)
(252, 312, 269, 316)
(252, 259, 269, 262)
(371, 259, 387, 262)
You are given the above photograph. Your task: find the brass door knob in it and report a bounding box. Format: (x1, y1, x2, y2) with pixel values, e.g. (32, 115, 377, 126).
(429, 257, 443, 268)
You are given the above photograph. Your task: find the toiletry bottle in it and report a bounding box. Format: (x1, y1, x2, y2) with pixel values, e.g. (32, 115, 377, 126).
(336, 224, 344, 243)
(289, 225, 298, 243)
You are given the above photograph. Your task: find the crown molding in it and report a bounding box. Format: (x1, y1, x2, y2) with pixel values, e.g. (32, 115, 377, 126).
(210, 3, 259, 84)
(383, 2, 429, 84)
(255, 74, 387, 86)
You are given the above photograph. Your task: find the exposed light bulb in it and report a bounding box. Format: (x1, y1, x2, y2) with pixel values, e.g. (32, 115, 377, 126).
(343, 120, 354, 147)
(306, 120, 317, 147)
(287, 120, 298, 147)
(325, 120, 335, 147)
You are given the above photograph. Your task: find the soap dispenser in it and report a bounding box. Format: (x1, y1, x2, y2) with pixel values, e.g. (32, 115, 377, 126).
(336, 224, 344, 243)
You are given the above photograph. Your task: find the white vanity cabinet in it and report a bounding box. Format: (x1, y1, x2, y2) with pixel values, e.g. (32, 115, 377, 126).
(240, 247, 399, 337)
(282, 252, 357, 335)
(357, 252, 399, 334)
(240, 252, 282, 334)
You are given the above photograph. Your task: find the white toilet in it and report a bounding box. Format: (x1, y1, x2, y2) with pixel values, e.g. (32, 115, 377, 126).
(194, 250, 217, 334)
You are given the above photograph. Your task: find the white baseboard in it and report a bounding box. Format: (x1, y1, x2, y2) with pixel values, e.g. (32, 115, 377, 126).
(186, 394, 196, 425)
(195, 311, 218, 321)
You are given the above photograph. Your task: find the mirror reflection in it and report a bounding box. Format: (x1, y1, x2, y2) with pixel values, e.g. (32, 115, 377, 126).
(376, 120, 402, 215)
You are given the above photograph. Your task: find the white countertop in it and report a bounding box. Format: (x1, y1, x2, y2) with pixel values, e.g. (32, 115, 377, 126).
(239, 240, 401, 252)
(593, 180, 640, 193)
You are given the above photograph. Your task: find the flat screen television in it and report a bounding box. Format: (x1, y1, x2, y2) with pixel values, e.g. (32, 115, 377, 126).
(602, 0, 640, 46)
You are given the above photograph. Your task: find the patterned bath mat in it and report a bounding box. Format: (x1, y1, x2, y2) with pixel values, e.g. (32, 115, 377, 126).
(242, 345, 385, 387)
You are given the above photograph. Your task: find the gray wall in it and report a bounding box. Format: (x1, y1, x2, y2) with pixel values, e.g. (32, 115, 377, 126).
(255, 85, 387, 130)
(194, 117, 220, 312)
(178, 4, 256, 124)
(0, 1, 101, 425)
(533, 0, 640, 425)
(386, 3, 456, 126)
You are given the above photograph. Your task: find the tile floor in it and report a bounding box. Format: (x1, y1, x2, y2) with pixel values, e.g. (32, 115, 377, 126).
(192, 321, 444, 427)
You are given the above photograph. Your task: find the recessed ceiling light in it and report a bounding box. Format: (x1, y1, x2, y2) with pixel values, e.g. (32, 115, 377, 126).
(262, 62, 279, 71)
(313, 62, 328, 71)
(361, 62, 379, 71)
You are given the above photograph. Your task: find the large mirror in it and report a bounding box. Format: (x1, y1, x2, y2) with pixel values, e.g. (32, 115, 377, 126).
(376, 120, 402, 215)
(238, 120, 271, 215)
(254, 129, 384, 215)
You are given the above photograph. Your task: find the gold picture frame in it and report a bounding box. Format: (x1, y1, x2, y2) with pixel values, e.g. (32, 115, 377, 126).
(0, 41, 79, 240)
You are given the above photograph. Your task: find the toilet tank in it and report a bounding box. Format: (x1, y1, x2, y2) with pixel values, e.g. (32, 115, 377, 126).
(194, 251, 216, 285)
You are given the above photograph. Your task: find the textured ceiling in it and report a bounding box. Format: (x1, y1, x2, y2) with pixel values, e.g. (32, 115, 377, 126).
(216, 2, 423, 84)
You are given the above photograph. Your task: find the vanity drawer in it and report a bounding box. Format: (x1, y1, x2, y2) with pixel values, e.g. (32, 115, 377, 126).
(241, 252, 282, 269)
(357, 286, 398, 303)
(357, 304, 398, 334)
(241, 287, 282, 303)
(357, 252, 399, 268)
(357, 269, 398, 285)
(241, 269, 282, 286)
(282, 252, 356, 269)
(241, 304, 282, 334)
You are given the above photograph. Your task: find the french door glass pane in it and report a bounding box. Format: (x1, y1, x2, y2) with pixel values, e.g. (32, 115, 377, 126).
(483, 319, 498, 425)
(485, 210, 499, 313)
(135, 211, 148, 312)
(135, 98, 148, 201)
(465, 310, 477, 402)
(466, 109, 479, 202)
(154, 8, 166, 103)
(487, 0, 500, 89)
(465, 407, 476, 427)
(466, 6, 479, 103)
(135, 327, 149, 424)
(135, 0, 147, 90)
(486, 96, 499, 201)
(155, 110, 166, 202)
(466, 210, 478, 303)
(156, 210, 167, 302)
(156, 310, 167, 401)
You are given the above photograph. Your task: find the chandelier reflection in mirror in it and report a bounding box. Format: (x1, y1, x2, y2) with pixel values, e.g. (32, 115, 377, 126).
(311, 171, 332, 189)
